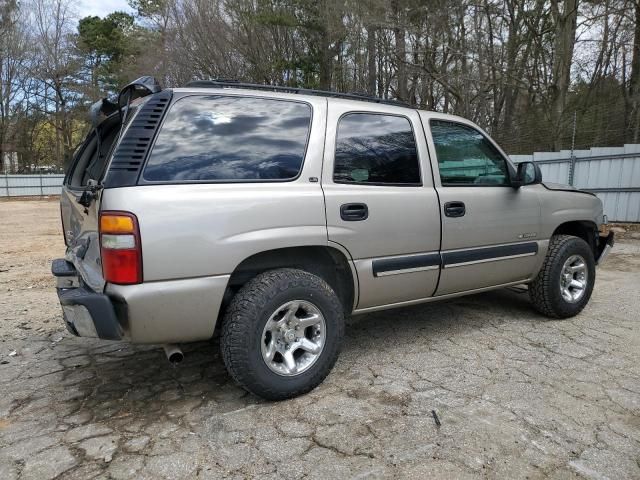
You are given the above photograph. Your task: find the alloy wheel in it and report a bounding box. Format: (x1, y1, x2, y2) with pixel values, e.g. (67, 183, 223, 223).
(260, 300, 326, 376)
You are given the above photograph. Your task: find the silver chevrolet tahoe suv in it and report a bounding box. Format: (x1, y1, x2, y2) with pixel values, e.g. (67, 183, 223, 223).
(53, 77, 614, 400)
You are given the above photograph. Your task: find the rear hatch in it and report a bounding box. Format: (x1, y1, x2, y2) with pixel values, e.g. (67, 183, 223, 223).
(60, 113, 121, 292)
(60, 77, 162, 292)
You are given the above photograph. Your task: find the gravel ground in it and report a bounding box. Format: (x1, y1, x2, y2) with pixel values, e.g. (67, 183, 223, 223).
(0, 200, 639, 480)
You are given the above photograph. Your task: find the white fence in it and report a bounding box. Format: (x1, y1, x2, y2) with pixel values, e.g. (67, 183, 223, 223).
(0, 174, 65, 197)
(2, 144, 639, 222)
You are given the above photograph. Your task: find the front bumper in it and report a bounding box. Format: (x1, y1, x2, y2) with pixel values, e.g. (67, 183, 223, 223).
(53, 259, 123, 340)
(596, 231, 615, 266)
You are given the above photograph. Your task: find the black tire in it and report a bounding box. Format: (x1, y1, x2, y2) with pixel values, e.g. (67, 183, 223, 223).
(220, 268, 344, 400)
(529, 234, 596, 318)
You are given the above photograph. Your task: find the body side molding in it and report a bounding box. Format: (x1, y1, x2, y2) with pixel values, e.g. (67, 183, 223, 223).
(370, 241, 539, 277)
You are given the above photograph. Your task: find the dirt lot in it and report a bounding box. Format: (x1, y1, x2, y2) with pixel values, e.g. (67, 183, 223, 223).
(0, 200, 639, 479)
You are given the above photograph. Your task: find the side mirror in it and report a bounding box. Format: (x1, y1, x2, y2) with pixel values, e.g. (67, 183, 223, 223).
(512, 161, 542, 188)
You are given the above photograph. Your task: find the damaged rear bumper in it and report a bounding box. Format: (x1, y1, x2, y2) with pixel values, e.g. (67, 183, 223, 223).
(52, 258, 229, 344)
(52, 259, 122, 340)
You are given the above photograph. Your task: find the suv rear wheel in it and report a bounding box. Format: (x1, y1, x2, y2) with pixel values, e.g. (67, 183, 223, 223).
(221, 268, 344, 400)
(529, 235, 596, 318)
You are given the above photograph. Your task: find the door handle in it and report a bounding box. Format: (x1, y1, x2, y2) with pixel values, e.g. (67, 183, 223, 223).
(444, 201, 466, 218)
(340, 203, 369, 221)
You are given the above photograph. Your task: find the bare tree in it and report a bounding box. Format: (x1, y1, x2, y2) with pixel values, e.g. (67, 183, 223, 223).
(549, 0, 579, 149)
(1, 0, 638, 170)
(627, 0, 640, 141)
(0, 0, 21, 170)
(29, 0, 82, 165)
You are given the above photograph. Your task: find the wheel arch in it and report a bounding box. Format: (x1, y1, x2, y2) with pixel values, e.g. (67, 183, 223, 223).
(222, 245, 358, 317)
(552, 220, 598, 255)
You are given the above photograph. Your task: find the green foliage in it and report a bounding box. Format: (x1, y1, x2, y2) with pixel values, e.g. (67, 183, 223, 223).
(78, 14, 132, 62)
(77, 12, 138, 94)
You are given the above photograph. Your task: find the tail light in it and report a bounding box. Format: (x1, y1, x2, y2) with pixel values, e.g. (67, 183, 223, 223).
(99, 211, 142, 284)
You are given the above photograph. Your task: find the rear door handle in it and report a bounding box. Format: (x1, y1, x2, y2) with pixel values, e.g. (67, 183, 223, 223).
(444, 201, 466, 218)
(340, 203, 369, 221)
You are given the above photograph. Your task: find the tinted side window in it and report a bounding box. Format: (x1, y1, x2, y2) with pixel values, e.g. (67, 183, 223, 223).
(143, 95, 311, 182)
(430, 120, 509, 186)
(334, 113, 421, 185)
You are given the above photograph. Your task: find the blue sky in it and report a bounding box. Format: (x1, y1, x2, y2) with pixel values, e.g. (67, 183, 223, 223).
(76, 0, 133, 18)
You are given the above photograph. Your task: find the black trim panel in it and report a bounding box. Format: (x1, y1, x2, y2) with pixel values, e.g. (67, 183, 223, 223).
(52, 258, 76, 277)
(57, 286, 123, 340)
(373, 253, 441, 277)
(371, 242, 539, 278)
(443, 242, 538, 266)
(103, 89, 173, 188)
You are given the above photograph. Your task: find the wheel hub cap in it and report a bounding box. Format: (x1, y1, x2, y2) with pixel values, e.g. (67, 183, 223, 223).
(261, 300, 326, 376)
(284, 330, 296, 343)
(560, 254, 588, 303)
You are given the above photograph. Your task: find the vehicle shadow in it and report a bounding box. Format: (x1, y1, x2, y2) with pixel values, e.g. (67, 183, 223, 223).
(41, 286, 537, 415)
(346, 286, 537, 339)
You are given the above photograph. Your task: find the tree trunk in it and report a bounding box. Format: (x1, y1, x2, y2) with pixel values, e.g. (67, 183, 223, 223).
(318, 31, 333, 90)
(501, 0, 520, 133)
(458, 3, 470, 118)
(550, 0, 579, 150)
(392, 1, 407, 102)
(366, 25, 376, 96)
(628, 1, 640, 142)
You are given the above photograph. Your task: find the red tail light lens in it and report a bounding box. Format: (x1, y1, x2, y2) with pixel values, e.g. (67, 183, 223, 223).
(99, 212, 142, 285)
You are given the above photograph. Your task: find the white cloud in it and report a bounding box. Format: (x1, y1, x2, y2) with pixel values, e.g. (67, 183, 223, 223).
(76, 0, 133, 19)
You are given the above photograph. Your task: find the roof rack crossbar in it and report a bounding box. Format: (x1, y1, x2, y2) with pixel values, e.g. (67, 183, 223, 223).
(184, 80, 410, 107)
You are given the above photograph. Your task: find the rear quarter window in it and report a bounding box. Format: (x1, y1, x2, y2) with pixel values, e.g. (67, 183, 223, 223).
(143, 95, 312, 182)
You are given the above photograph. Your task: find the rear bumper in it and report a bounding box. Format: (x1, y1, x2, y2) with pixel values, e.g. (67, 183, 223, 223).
(106, 275, 229, 344)
(57, 286, 123, 340)
(53, 259, 122, 340)
(53, 258, 229, 344)
(596, 231, 615, 266)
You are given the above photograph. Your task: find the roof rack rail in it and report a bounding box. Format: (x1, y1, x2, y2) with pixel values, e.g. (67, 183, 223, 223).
(183, 80, 410, 108)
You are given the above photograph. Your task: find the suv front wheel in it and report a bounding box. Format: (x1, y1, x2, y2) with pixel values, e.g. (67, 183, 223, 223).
(529, 235, 596, 318)
(221, 268, 345, 400)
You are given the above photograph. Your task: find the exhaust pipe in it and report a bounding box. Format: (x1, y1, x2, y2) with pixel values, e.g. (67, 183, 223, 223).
(163, 344, 184, 364)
